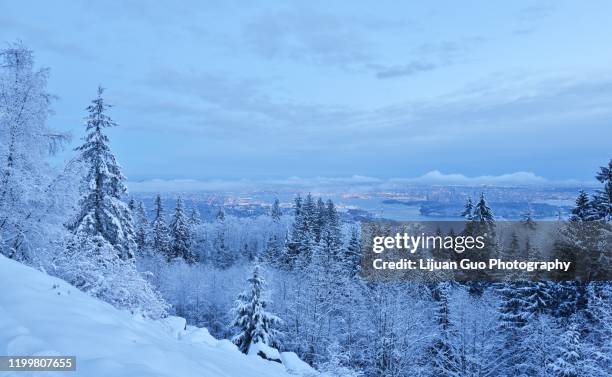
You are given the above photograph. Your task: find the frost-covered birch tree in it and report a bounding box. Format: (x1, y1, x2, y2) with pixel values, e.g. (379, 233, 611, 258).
(0, 42, 69, 261)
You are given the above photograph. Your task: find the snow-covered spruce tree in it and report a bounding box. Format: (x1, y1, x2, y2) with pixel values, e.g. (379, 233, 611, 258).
(345, 227, 362, 277)
(583, 282, 612, 373)
(270, 198, 282, 222)
(516, 278, 556, 376)
(496, 279, 533, 374)
(215, 207, 225, 221)
(472, 192, 494, 224)
(553, 189, 611, 319)
(211, 212, 236, 269)
(522, 207, 537, 230)
(549, 321, 582, 377)
(168, 197, 194, 264)
(187, 203, 204, 261)
(461, 197, 474, 220)
(133, 201, 149, 256)
(465, 192, 495, 295)
(314, 197, 326, 242)
(0, 42, 70, 262)
(60, 87, 166, 318)
(151, 194, 171, 259)
(302, 193, 317, 230)
(69, 86, 135, 260)
(188, 204, 201, 226)
(570, 190, 597, 222)
(127, 196, 136, 211)
(593, 159, 612, 221)
(428, 282, 461, 376)
(231, 264, 282, 354)
(263, 233, 283, 268)
(282, 194, 315, 270)
(496, 274, 555, 376)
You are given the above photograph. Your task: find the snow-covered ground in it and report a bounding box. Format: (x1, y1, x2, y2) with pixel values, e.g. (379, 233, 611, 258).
(0, 256, 316, 377)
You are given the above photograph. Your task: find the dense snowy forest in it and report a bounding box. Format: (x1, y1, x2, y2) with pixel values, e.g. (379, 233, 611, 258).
(1, 43, 611, 377)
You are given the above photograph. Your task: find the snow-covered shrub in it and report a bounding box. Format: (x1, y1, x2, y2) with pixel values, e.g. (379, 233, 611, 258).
(54, 234, 168, 319)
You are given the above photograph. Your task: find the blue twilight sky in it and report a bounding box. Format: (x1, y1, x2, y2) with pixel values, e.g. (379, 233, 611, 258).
(1, 1, 611, 185)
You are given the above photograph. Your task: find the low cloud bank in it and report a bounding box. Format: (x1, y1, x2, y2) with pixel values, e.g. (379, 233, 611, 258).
(127, 171, 595, 193)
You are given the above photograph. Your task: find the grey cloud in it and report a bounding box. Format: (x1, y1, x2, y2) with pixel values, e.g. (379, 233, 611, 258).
(374, 61, 437, 79)
(372, 37, 485, 79)
(132, 69, 365, 142)
(242, 9, 374, 67)
(132, 68, 612, 155)
(0, 16, 91, 59)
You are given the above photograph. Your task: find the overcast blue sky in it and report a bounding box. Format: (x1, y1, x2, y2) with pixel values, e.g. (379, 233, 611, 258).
(1, 0, 611, 185)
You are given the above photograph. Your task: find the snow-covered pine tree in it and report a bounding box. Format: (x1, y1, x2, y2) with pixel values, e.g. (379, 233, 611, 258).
(461, 197, 474, 220)
(496, 281, 530, 375)
(133, 200, 150, 256)
(583, 282, 612, 373)
(522, 207, 537, 229)
(263, 234, 283, 268)
(187, 203, 205, 263)
(464, 193, 495, 295)
(320, 199, 342, 261)
(57, 87, 166, 318)
(128, 197, 136, 212)
(345, 227, 362, 277)
(302, 193, 317, 231)
(188, 204, 201, 226)
(497, 273, 555, 376)
(314, 197, 326, 242)
(151, 194, 171, 259)
(212, 224, 235, 269)
(283, 194, 315, 270)
(428, 282, 460, 376)
(472, 192, 494, 224)
(593, 159, 612, 221)
(570, 190, 597, 222)
(69, 86, 135, 260)
(216, 207, 225, 221)
(169, 197, 194, 264)
(549, 321, 582, 377)
(231, 264, 282, 354)
(270, 198, 282, 222)
(294, 194, 302, 217)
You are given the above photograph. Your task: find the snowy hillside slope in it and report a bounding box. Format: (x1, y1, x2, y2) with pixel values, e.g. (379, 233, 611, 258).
(0, 256, 314, 377)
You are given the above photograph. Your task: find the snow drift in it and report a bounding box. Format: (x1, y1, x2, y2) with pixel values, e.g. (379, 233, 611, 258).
(0, 255, 316, 377)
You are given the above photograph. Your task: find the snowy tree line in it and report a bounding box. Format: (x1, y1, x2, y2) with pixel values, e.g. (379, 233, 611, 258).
(133, 185, 610, 376)
(1, 43, 610, 376)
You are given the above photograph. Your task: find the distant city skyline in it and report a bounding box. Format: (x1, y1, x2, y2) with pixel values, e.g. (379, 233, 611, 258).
(1, 1, 611, 183)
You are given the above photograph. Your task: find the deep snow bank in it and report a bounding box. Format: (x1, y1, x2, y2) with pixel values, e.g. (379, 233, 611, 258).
(0, 256, 314, 377)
